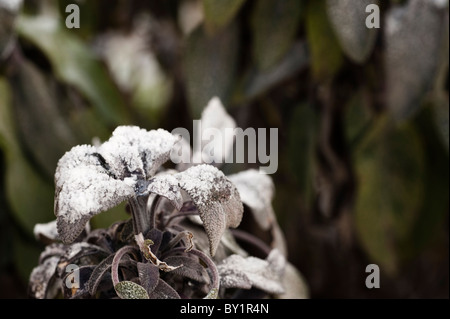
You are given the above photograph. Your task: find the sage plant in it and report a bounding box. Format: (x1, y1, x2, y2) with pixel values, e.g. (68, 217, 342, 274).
(29, 98, 308, 299)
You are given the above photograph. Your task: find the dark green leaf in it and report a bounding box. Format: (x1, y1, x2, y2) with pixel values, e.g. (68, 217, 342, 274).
(288, 103, 318, 197)
(306, 0, 343, 82)
(354, 117, 425, 274)
(251, 0, 302, 70)
(0, 77, 54, 235)
(408, 106, 449, 255)
(8, 58, 78, 178)
(184, 21, 239, 118)
(243, 42, 308, 101)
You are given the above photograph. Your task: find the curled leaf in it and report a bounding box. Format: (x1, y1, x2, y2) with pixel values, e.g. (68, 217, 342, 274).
(177, 164, 243, 256)
(135, 233, 182, 272)
(114, 281, 149, 299)
(217, 249, 286, 295)
(87, 254, 115, 296)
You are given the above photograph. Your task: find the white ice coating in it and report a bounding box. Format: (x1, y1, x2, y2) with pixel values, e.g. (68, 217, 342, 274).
(228, 169, 276, 230)
(218, 249, 286, 294)
(193, 97, 236, 165)
(177, 164, 243, 256)
(147, 173, 184, 210)
(33, 220, 59, 241)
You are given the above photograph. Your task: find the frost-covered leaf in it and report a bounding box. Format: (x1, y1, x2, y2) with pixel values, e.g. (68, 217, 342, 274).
(114, 281, 149, 299)
(218, 249, 286, 294)
(228, 169, 275, 230)
(55, 144, 135, 243)
(28, 256, 60, 299)
(38, 243, 66, 265)
(146, 174, 184, 210)
(385, 0, 447, 120)
(177, 164, 243, 256)
(148, 279, 181, 299)
(33, 220, 59, 243)
(193, 97, 236, 165)
(98, 126, 177, 179)
(219, 267, 252, 290)
(326, 0, 379, 63)
(137, 262, 160, 295)
(54, 126, 177, 244)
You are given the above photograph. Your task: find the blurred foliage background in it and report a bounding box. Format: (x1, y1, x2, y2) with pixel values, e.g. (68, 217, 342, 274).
(0, 0, 448, 298)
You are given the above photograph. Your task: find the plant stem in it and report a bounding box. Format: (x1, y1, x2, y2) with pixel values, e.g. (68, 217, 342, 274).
(148, 194, 162, 230)
(128, 195, 149, 234)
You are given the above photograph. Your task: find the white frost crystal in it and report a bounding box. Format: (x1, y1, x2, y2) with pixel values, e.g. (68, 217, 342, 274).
(33, 220, 59, 242)
(218, 249, 286, 294)
(54, 126, 177, 244)
(193, 97, 236, 165)
(228, 169, 275, 230)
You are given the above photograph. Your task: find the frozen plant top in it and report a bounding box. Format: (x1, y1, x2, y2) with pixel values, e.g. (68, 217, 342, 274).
(53, 101, 246, 256)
